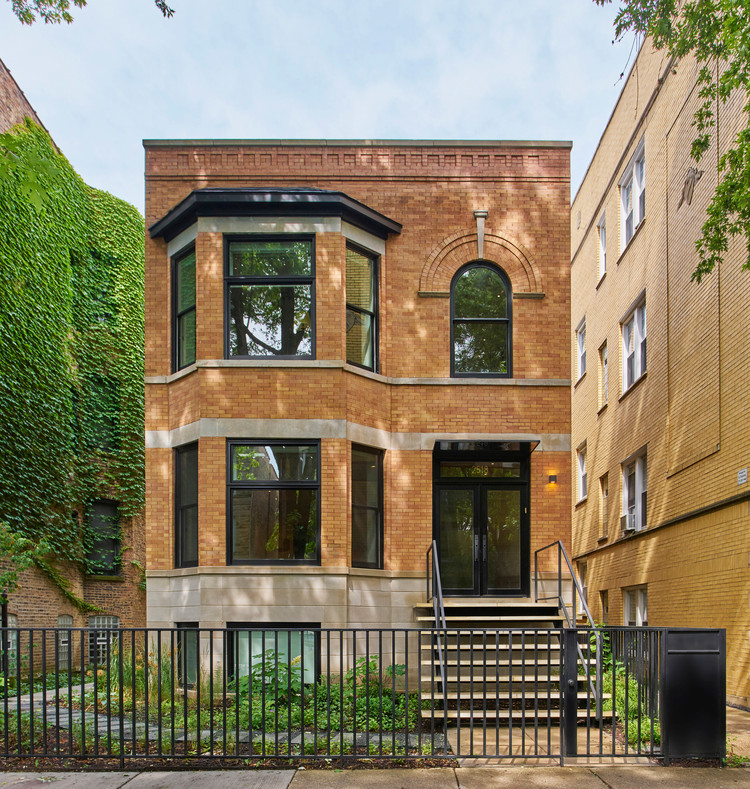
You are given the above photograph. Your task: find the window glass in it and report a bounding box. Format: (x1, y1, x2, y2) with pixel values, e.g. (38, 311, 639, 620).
(229, 240, 312, 277)
(229, 625, 318, 686)
(346, 246, 377, 370)
(231, 444, 317, 482)
(57, 615, 73, 669)
(176, 623, 199, 687)
(85, 500, 120, 575)
(174, 249, 196, 370)
(452, 265, 511, 376)
(176, 444, 198, 567)
(229, 442, 319, 563)
(351, 446, 383, 568)
(88, 615, 119, 665)
(227, 239, 314, 359)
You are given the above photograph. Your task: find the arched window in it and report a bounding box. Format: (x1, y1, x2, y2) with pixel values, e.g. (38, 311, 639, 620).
(451, 263, 512, 377)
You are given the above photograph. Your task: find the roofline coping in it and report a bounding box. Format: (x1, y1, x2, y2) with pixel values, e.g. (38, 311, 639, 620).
(143, 138, 573, 150)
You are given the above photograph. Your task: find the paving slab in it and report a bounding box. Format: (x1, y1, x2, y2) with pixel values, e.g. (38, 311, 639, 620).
(0, 773, 138, 788)
(289, 767, 458, 788)
(126, 771, 295, 789)
(456, 766, 603, 787)
(592, 766, 750, 787)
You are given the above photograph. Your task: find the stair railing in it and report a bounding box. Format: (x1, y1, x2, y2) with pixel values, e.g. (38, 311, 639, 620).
(534, 540, 603, 719)
(425, 540, 448, 699)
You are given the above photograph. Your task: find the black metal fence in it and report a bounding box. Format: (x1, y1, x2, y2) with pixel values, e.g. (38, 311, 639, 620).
(0, 625, 723, 764)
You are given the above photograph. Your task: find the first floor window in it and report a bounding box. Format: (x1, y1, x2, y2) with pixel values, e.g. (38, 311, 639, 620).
(2, 613, 17, 674)
(600, 590, 609, 625)
(85, 500, 120, 576)
(623, 587, 648, 626)
(622, 451, 647, 531)
(622, 297, 646, 391)
(577, 445, 587, 501)
(228, 441, 319, 564)
(176, 623, 199, 687)
(226, 238, 314, 358)
(175, 443, 198, 568)
(576, 318, 586, 379)
(351, 445, 383, 569)
(228, 623, 319, 686)
(88, 615, 119, 665)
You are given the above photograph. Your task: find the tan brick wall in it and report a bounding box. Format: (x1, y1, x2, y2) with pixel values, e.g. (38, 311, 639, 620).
(144, 140, 572, 610)
(571, 40, 750, 702)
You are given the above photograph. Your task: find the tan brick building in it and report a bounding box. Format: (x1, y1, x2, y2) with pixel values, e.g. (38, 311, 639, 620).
(144, 139, 573, 647)
(571, 40, 750, 706)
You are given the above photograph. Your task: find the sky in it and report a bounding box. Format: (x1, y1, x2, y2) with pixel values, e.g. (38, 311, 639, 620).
(0, 0, 636, 214)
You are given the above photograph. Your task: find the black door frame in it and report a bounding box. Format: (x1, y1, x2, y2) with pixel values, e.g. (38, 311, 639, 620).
(433, 442, 531, 597)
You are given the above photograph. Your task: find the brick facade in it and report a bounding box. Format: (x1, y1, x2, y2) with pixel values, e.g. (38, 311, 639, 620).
(571, 40, 750, 705)
(144, 140, 572, 630)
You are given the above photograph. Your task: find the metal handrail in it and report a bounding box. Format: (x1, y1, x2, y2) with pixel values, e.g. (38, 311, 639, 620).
(534, 540, 603, 719)
(425, 541, 448, 700)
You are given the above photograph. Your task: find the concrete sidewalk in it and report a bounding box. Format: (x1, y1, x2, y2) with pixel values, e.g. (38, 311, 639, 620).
(2, 767, 750, 789)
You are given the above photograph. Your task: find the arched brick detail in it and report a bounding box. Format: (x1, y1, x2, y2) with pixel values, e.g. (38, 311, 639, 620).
(419, 230, 542, 294)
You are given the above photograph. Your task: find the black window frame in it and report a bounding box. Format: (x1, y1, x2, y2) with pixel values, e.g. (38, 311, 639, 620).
(224, 235, 316, 360)
(351, 444, 384, 570)
(226, 439, 321, 566)
(226, 622, 321, 684)
(450, 262, 513, 378)
(172, 244, 197, 373)
(175, 442, 199, 569)
(345, 243, 379, 372)
(84, 499, 121, 577)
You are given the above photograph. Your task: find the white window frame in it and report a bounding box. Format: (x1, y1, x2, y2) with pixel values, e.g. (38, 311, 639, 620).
(599, 472, 609, 537)
(620, 140, 645, 249)
(577, 444, 588, 502)
(621, 296, 646, 392)
(576, 317, 586, 380)
(598, 211, 607, 279)
(623, 587, 648, 627)
(599, 341, 608, 406)
(621, 450, 647, 532)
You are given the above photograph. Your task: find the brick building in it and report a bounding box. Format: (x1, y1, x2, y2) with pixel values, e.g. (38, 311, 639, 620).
(0, 57, 146, 648)
(571, 39, 750, 706)
(144, 139, 573, 647)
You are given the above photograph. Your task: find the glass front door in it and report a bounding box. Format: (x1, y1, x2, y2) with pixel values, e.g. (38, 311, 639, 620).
(434, 445, 530, 596)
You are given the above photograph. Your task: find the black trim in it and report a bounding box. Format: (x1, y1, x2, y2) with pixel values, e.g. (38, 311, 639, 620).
(351, 444, 384, 570)
(149, 188, 402, 243)
(223, 235, 316, 360)
(175, 442, 199, 569)
(450, 262, 513, 378)
(226, 439, 321, 565)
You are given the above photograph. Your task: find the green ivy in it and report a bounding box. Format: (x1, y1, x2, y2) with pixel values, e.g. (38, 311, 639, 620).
(0, 119, 144, 589)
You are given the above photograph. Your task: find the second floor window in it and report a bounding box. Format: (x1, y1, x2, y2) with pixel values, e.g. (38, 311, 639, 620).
(451, 263, 512, 377)
(173, 247, 196, 371)
(175, 443, 198, 568)
(226, 238, 314, 359)
(346, 246, 378, 371)
(85, 500, 120, 576)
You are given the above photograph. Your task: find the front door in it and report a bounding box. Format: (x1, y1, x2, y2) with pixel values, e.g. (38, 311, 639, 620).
(434, 444, 530, 596)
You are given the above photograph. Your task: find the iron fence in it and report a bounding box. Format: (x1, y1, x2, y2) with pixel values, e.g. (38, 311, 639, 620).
(0, 625, 719, 764)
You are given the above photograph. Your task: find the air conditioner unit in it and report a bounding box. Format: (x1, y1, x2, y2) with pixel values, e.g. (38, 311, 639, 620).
(620, 514, 635, 533)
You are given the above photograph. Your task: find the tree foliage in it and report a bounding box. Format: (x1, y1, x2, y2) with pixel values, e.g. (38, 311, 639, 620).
(9, 0, 173, 25)
(0, 119, 144, 597)
(596, 0, 750, 281)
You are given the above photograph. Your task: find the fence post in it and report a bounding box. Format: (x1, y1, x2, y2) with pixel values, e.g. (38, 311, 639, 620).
(562, 628, 578, 759)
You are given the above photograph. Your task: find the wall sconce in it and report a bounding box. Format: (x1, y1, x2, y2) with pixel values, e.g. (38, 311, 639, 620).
(548, 475, 558, 485)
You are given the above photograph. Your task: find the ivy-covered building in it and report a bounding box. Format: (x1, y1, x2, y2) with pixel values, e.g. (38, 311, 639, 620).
(0, 57, 146, 645)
